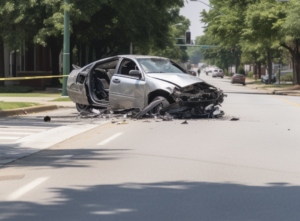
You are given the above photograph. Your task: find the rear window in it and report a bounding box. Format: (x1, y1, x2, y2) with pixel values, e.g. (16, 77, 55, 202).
(214, 70, 218, 72)
(219, 70, 223, 72)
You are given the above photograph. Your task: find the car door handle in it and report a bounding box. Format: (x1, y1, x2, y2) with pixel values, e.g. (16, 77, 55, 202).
(113, 79, 121, 84)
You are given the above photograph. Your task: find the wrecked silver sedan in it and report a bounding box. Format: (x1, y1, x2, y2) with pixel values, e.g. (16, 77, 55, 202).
(67, 55, 226, 119)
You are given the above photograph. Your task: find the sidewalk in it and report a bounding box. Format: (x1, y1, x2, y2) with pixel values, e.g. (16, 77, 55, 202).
(225, 76, 300, 96)
(0, 97, 75, 108)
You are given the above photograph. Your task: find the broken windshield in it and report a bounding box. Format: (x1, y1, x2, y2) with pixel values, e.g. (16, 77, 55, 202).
(137, 58, 186, 74)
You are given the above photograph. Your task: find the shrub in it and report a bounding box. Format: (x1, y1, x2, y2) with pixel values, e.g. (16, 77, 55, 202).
(0, 86, 34, 93)
(230, 73, 235, 76)
(285, 73, 293, 82)
(280, 76, 286, 82)
(224, 69, 229, 76)
(237, 65, 245, 75)
(247, 71, 253, 78)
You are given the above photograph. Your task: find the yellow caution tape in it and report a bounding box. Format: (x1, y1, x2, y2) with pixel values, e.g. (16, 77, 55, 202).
(0, 75, 69, 81)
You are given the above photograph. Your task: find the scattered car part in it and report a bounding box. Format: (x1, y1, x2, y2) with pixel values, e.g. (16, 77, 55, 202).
(230, 117, 239, 121)
(182, 120, 188, 124)
(44, 116, 51, 122)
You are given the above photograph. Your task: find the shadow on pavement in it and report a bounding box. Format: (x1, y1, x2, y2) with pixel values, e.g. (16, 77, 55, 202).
(2, 147, 129, 169)
(0, 181, 300, 221)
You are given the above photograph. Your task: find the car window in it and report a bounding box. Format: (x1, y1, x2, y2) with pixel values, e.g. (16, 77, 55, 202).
(219, 70, 223, 72)
(137, 58, 186, 74)
(214, 70, 218, 72)
(118, 59, 139, 76)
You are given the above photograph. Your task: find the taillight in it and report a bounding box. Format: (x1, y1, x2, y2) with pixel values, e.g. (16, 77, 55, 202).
(242, 77, 245, 79)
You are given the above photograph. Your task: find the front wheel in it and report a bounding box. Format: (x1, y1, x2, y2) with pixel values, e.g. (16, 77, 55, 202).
(150, 96, 170, 114)
(76, 103, 90, 112)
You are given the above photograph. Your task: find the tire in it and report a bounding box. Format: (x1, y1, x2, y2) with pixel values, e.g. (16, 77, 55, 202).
(151, 96, 170, 114)
(221, 76, 223, 78)
(76, 103, 90, 112)
(243, 83, 245, 86)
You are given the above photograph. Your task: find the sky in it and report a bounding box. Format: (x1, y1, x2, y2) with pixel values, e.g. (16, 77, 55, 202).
(180, 0, 211, 40)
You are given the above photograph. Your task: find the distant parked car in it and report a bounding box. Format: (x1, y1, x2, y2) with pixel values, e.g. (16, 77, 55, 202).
(231, 74, 245, 85)
(187, 70, 197, 76)
(261, 74, 276, 84)
(212, 69, 224, 78)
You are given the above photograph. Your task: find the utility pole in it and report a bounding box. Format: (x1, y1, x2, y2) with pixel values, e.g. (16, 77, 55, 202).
(62, 0, 70, 97)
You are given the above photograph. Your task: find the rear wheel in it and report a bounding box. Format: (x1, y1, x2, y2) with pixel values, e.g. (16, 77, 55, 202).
(76, 103, 90, 112)
(150, 96, 170, 114)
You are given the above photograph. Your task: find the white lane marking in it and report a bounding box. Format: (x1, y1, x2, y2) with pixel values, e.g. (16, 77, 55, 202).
(55, 155, 73, 162)
(0, 136, 21, 140)
(8, 177, 49, 201)
(97, 133, 123, 146)
(0, 132, 34, 135)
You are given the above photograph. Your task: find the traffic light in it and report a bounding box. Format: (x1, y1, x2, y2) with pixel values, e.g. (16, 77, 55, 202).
(231, 48, 235, 53)
(186, 31, 191, 45)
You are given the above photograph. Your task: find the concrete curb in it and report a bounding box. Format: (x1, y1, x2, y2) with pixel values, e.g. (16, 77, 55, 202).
(0, 105, 58, 118)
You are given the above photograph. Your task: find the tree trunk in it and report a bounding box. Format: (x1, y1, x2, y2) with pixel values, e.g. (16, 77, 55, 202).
(0, 36, 5, 86)
(294, 40, 300, 85)
(88, 44, 93, 63)
(267, 49, 272, 84)
(235, 53, 240, 73)
(258, 62, 261, 78)
(81, 44, 86, 66)
(12, 50, 16, 77)
(48, 37, 62, 86)
(69, 37, 75, 72)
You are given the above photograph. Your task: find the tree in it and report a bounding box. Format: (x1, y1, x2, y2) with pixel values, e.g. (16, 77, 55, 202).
(243, 0, 286, 84)
(280, 0, 300, 85)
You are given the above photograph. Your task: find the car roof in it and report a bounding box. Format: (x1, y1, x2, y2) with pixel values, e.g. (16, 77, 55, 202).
(118, 55, 168, 59)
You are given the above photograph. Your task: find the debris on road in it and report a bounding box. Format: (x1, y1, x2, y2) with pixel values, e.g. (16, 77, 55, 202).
(182, 120, 188, 124)
(230, 117, 239, 121)
(44, 116, 51, 122)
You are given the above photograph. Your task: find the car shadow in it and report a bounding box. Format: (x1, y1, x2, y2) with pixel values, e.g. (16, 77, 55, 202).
(0, 181, 300, 221)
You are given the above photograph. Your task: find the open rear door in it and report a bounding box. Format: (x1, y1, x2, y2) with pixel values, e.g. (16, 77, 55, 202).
(67, 66, 91, 105)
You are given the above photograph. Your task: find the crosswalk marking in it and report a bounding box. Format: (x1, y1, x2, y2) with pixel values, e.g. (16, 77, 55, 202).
(0, 132, 34, 135)
(0, 126, 51, 143)
(0, 136, 21, 140)
(0, 128, 49, 132)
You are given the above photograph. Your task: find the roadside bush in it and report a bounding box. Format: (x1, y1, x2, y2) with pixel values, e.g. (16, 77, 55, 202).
(230, 72, 235, 76)
(237, 65, 245, 75)
(247, 71, 253, 78)
(0, 86, 34, 93)
(280, 76, 286, 82)
(224, 69, 229, 76)
(285, 73, 293, 82)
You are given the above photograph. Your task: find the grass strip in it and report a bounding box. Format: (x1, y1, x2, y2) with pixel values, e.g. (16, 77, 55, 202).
(0, 101, 40, 110)
(49, 97, 72, 102)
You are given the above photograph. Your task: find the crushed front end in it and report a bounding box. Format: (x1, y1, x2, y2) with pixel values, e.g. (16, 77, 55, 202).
(160, 82, 227, 119)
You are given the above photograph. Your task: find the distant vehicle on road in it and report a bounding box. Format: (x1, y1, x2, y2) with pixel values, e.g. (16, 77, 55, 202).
(261, 74, 276, 84)
(231, 74, 245, 85)
(212, 69, 224, 78)
(187, 70, 197, 76)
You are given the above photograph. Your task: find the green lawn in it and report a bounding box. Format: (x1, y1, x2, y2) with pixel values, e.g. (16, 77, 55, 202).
(0, 93, 61, 97)
(0, 101, 41, 110)
(49, 97, 72, 102)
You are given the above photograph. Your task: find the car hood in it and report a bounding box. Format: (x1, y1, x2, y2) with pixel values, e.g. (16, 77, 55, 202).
(147, 73, 204, 88)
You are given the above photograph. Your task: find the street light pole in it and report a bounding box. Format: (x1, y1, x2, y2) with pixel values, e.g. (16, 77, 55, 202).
(62, 0, 70, 97)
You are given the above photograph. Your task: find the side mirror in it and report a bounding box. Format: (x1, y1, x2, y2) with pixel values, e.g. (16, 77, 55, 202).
(129, 70, 141, 79)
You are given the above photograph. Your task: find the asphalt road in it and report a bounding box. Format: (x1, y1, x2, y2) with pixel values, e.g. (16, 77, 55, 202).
(1, 74, 300, 220)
